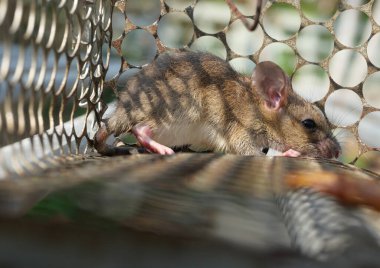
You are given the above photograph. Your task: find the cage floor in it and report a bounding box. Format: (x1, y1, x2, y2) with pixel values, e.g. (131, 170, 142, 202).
(0, 153, 380, 267)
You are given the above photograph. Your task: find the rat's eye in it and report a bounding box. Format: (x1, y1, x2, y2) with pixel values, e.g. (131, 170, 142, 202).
(302, 119, 316, 130)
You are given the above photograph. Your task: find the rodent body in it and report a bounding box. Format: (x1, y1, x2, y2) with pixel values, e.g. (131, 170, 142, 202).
(95, 50, 340, 158)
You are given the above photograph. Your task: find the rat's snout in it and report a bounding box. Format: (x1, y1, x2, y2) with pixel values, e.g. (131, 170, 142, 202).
(317, 138, 341, 159)
(334, 148, 340, 158)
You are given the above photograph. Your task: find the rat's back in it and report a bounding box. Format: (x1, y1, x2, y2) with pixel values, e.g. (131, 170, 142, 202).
(119, 50, 242, 105)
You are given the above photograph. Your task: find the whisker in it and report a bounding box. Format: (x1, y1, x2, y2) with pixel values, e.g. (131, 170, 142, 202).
(328, 104, 362, 128)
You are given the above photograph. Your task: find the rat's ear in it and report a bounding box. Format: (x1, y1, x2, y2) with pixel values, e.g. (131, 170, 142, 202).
(252, 61, 290, 111)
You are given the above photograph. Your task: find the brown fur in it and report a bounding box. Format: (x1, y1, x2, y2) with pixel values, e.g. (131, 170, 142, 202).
(97, 50, 340, 158)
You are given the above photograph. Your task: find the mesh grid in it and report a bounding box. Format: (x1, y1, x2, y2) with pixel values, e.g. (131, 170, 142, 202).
(0, 0, 112, 176)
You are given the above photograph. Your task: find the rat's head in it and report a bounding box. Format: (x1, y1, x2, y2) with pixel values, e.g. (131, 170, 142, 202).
(252, 61, 340, 159)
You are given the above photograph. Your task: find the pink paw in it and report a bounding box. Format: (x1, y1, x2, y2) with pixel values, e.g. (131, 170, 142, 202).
(132, 124, 175, 155)
(154, 145, 175, 155)
(281, 149, 301, 157)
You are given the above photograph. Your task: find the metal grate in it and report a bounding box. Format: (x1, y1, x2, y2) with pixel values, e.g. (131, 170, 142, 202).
(0, 0, 111, 176)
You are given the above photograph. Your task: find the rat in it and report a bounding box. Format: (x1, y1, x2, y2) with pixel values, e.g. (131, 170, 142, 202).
(94, 50, 340, 159)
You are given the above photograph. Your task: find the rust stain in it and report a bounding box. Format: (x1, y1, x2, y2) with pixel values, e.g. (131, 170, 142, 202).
(285, 170, 380, 212)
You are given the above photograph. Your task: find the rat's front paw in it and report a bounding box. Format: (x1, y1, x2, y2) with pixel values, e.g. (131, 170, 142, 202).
(281, 149, 301, 157)
(156, 146, 175, 155)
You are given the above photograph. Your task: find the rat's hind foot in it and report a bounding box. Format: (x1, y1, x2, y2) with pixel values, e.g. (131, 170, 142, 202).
(132, 124, 175, 155)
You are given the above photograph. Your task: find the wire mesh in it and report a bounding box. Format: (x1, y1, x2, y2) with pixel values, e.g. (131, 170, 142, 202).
(0, 0, 112, 176)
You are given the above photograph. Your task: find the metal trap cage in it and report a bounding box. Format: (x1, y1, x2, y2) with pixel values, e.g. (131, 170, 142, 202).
(1, 0, 380, 267)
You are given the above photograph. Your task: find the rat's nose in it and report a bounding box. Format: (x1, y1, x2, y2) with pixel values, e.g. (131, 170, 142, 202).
(318, 138, 341, 159)
(329, 143, 340, 159)
(332, 140, 341, 159)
